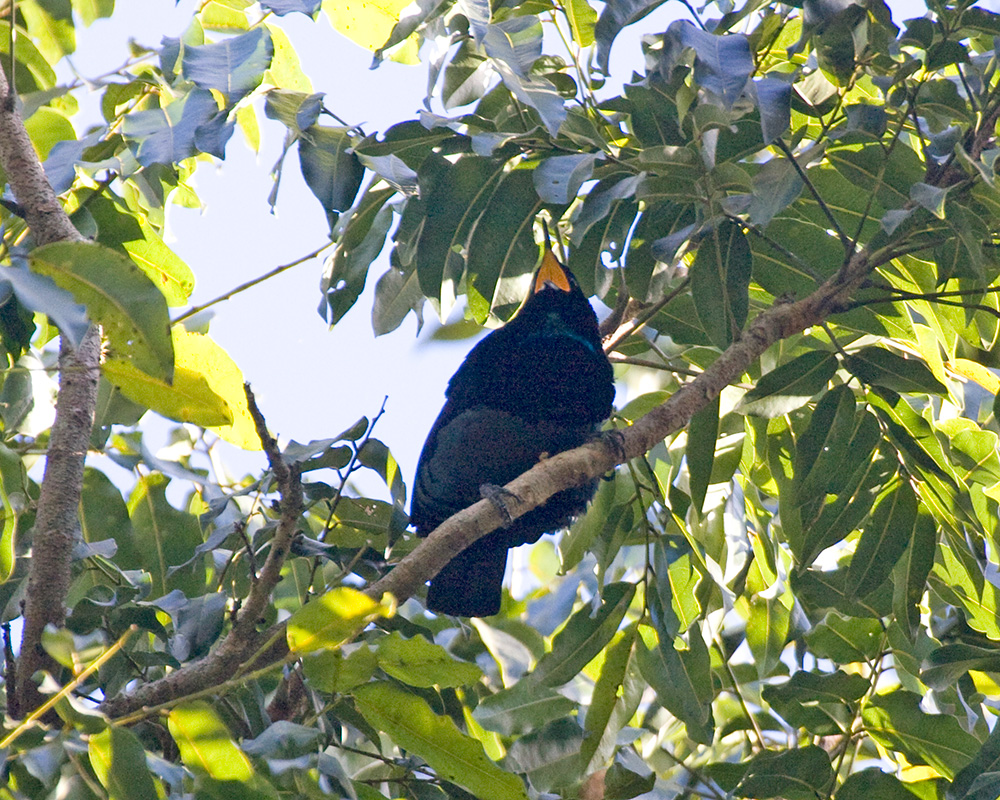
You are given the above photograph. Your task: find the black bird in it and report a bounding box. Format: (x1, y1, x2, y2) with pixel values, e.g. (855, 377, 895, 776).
(411, 246, 615, 616)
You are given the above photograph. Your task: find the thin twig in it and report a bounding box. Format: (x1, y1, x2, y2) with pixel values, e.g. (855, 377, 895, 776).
(172, 243, 334, 324)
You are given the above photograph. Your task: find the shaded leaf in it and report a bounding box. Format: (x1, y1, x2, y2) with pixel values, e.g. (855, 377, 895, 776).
(528, 581, 635, 688)
(862, 690, 978, 780)
(299, 126, 366, 226)
(473, 681, 577, 736)
(736, 746, 834, 800)
(737, 351, 837, 418)
(846, 347, 948, 395)
(691, 219, 752, 348)
(122, 89, 220, 166)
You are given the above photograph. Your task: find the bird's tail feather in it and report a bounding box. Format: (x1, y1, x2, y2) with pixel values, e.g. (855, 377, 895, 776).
(427, 535, 507, 617)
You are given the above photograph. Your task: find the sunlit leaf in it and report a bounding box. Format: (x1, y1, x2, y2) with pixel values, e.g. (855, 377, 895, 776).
(286, 586, 392, 654)
(354, 682, 529, 800)
(30, 241, 173, 380)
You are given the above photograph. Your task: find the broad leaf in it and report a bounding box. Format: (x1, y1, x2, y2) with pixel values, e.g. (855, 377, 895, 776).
(354, 682, 529, 800)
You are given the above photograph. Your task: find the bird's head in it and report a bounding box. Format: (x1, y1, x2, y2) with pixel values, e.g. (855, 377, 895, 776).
(510, 245, 600, 344)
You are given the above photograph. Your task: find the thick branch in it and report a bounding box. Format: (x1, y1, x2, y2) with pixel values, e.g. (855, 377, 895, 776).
(0, 62, 103, 718)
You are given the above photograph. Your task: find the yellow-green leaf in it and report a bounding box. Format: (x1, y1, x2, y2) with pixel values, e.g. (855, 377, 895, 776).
(104, 327, 260, 449)
(354, 682, 529, 800)
(322, 0, 411, 51)
(168, 702, 254, 781)
(30, 241, 174, 382)
(286, 586, 392, 654)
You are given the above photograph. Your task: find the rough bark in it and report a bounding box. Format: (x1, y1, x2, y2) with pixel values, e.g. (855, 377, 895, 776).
(0, 65, 102, 718)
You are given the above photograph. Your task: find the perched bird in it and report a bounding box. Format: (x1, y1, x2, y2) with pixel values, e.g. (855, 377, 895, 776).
(410, 245, 615, 616)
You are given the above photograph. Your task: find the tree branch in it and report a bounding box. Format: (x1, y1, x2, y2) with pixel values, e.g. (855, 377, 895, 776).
(100, 386, 301, 718)
(0, 58, 103, 719)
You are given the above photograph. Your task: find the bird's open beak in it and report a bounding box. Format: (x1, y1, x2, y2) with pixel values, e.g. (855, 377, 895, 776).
(534, 248, 571, 294)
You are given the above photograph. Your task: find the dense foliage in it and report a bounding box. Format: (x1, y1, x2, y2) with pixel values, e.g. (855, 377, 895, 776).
(4, 0, 1000, 798)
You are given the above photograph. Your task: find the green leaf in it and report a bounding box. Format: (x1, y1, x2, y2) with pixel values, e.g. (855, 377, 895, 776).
(582, 623, 637, 768)
(750, 216, 840, 300)
(827, 140, 923, 213)
(804, 612, 882, 663)
(89, 725, 160, 800)
(303, 645, 378, 693)
(122, 88, 221, 166)
(846, 481, 917, 598)
(564, 0, 597, 47)
(473, 680, 577, 736)
(0, 442, 27, 584)
(505, 717, 586, 793)
(30, 241, 173, 381)
(635, 624, 714, 744)
(375, 631, 483, 688)
(687, 395, 719, 515)
(691, 220, 752, 349)
(846, 347, 948, 395)
(321, 187, 395, 325)
(528, 581, 635, 688)
(182, 27, 273, 102)
(735, 746, 835, 800)
(862, 690, 979, 780)
(533, 153, 600, 204)
(737, 351, 837, 418)
(286, 586, 391, 654)
(89, 198, 195, 307)
(466, 169, 546, 321)
(263, 89, 323, 134)
(951, 723, 1000, 800)
(797, 446, 890, 567)
(168, 702, 255, 781)
(745, 595, 791, 678)
(71, 0, 115, 25)
(762, 670, 868, 736)
(834, 769, 921, 800)
(127, 474, 205, 598)
(892, 512, 936, 640)
(80, 467, 136, 568)
(20, 0, 75, 62)
(371, 265, 424, 336)
(920, 643, 1000, 691)
(354, 682, 529, 800)
(794, 386, 859, 502)
(298, 126, 366, 225)
(416, 154, 510, 316)
(594, 0, 668, 73)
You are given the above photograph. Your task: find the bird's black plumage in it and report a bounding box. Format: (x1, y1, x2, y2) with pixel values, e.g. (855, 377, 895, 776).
(411, 249, 614, 616)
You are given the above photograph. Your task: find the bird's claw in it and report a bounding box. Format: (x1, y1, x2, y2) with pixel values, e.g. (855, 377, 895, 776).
(599, 428, 626, 462)
(480, 483, 520, 527)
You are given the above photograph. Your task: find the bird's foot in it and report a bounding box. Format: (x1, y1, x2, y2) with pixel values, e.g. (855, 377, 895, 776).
(598, 428, 626, 462)
(480, 483, 521, 527)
